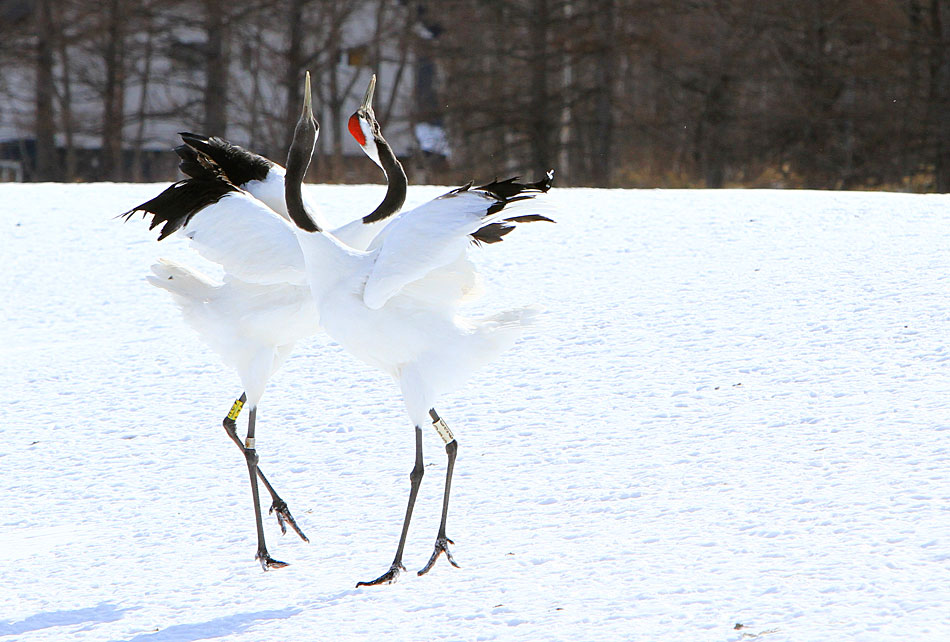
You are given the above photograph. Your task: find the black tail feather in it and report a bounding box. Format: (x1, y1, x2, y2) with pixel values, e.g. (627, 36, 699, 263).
(121, 177, 238, 240)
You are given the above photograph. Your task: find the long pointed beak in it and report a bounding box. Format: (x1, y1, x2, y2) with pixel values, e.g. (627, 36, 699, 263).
(360, 74, 376, 112)
(302, 71, 313, 119)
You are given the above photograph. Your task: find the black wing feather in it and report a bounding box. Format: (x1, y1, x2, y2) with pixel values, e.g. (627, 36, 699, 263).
(178, 132, 273, 186)
(471, 169, 556, 245)
(121, 177, 238, 241)
(175, 144, 220, 182)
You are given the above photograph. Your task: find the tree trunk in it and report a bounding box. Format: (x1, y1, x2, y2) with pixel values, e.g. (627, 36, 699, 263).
(591, 0, 617, 187)
(930, 0, 950, 191)
(101, 0, 126, 181)
(380, 1, 412, 127)
(328, 55, 343, 181)
(204, 0, 229, 135)
(34, 0, 57, 181)
(528, 0, 554, 173)
(131, 18, 155, 182)
(54, 4, 76, 181)
(696, 76, 731, 188)
(247, 17, 264, 153)
(903, 0, 924, 181)
(283, 0, 305, 157)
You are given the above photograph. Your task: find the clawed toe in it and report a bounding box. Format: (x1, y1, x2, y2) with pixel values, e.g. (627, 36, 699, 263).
(269, 499, 310, 542)
(418, 536, 459, 576)
(256, 550, 289, 570)
(356, 562, 406, 587)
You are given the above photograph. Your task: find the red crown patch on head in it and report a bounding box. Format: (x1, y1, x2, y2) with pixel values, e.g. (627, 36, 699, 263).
(348, 114, 366, 146)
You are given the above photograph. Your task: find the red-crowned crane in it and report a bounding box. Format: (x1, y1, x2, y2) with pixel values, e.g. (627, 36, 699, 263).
(123, 75, 406, 567)
(125, 73, 554, 582)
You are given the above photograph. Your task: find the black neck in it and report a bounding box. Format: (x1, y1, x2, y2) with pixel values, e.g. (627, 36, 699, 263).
(285, 128, 320, 233)
(363, 137, 407, 224)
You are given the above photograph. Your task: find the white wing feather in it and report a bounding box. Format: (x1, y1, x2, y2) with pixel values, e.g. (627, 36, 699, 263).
(362, 188, 512, 310)
(332, 215, 393, 251)
(181, 191, 306, 286)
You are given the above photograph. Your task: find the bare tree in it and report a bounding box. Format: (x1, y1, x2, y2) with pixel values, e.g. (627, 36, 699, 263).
(100, 0, 127, 180)
(53, 3, 79, 181)
(34, 0, 58, 181)
(5, 0, 949, 189)
(928, 0, 950, 190)
(203, 0, 230, 135)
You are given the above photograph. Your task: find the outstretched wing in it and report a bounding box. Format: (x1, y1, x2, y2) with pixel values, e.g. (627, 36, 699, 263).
(123, 179, 305, 286)
(181, 192, 306, 286)
(362, 173, 554, 309)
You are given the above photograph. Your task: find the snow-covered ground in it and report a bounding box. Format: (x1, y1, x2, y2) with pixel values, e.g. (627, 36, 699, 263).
(2, 183, 948, 641)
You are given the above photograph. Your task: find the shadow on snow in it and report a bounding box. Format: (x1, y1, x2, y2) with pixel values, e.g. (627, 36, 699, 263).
(111, 608, 301, 642)
(0, 603, 132, 636)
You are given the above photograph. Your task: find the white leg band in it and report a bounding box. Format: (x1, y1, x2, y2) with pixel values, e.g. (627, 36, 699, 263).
(432, 418, 455, 444)
(245, 437, 256, 449)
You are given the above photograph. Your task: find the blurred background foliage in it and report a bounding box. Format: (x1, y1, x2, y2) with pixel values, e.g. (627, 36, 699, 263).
(2, 0, 949, 190)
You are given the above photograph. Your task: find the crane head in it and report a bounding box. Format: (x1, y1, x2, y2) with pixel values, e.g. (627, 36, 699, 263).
(348, 74, 383, 169)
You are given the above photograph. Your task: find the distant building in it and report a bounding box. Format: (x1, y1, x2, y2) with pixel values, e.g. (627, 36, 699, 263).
(0, 0, 449, 182)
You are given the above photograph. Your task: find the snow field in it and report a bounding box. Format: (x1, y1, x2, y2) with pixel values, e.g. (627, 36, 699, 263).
(1, 183, 948, 641)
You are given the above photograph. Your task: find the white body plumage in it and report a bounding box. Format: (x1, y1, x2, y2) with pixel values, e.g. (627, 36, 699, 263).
(145, 185, 395, 409)
(292, 190, 543, 427)
(152, 183, 543, 427)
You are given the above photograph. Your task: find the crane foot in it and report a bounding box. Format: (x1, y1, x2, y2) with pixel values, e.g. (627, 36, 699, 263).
(256, 548, 289, 570)
(355, 561, 405, 587)
(269, 498, 309, 542)
(418, 536, 459, 576)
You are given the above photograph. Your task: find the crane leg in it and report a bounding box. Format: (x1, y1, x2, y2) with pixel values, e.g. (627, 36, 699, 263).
(419, 408, 460, 576)
(223, 393, 309, 542)
(242, 407, 288, 570)
(356, 426, 425, 587)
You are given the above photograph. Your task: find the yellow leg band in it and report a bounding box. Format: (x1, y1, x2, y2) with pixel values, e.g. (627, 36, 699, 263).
(227, 398, 244, 421)
(433, 418, 455, 444)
